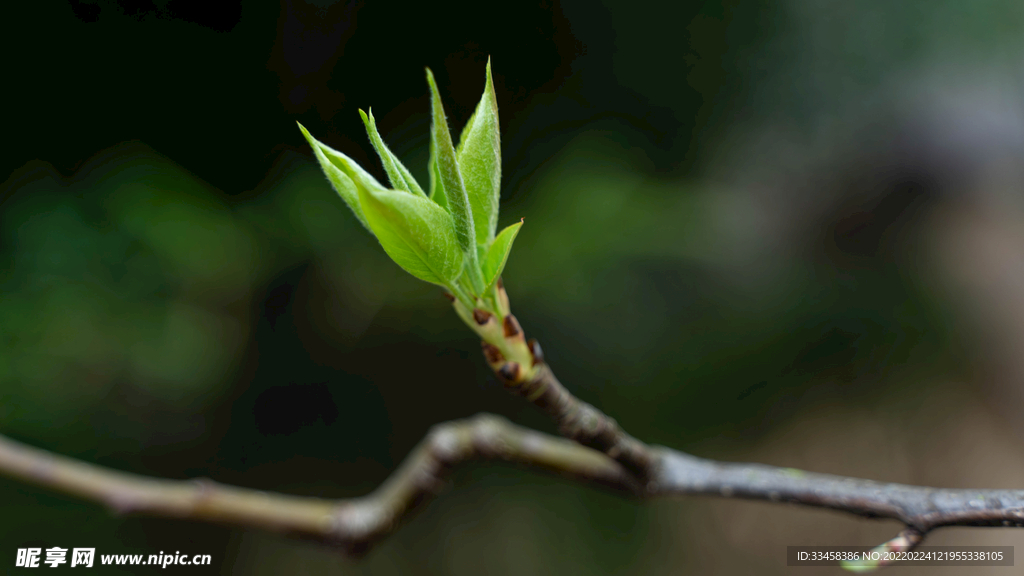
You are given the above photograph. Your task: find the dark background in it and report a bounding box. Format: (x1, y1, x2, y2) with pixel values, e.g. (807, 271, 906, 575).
(4, 1, 1024, 574)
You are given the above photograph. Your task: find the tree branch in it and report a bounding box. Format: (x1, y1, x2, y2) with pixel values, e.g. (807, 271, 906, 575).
(500, 354, 1024, 532)
(0, 414, 636, 555)
(2, 292, 1022, 562)
(3, 412, 1024, 561)
(501, 362, 658, 481)
(470, 282, 659, 482)
(653, 448, 1024, 531)
(475, 308, 1024, 559)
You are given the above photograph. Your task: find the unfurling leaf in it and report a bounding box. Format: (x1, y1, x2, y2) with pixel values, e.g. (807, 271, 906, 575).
(426, 68, 475, 254)
(456, 58, 501, 247)
(298, 63, 507, 295)
(359, 109, 426, 197)
(357, 182, 464, 286)
(297, 122, 371, 231)
(299, 122, 462, 286)
(482, 219, 522, 288)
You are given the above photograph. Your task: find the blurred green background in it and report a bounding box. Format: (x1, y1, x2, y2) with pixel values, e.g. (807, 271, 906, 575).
(5, 0, 1024, 574)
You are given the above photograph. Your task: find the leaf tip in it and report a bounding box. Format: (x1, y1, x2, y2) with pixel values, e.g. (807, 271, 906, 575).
(296, 122, 322, 155)
(484, 58, 497, 100)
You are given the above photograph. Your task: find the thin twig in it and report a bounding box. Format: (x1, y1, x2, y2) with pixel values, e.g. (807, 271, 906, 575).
(841, 528, 924, 572)
(2, 295, 1023, 561)
(473, 281, 659, 481)
(483, 337, 1024, 532)
(3, 413, 1024, 559)
(654, 449, 1024, 531)
(0, 415, 635, 555)
(504, 363, 657, 481)
(475, 316, 1024, 564)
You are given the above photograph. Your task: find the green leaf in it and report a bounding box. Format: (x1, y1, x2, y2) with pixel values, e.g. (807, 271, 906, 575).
(297, 122, 371, 231)
(481, 219, 522, 288)
(456, 107, 478, 156)
(428, 136, 447, 209)
(359, 108, 426, 197)
(357, 180, 464, 286)
(456, 58, 502, 247)
(425, 68, 475, 254)
(298, 122, 462, 287)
